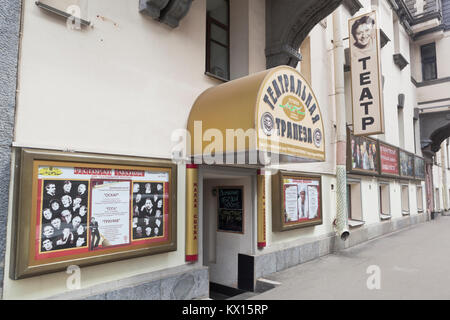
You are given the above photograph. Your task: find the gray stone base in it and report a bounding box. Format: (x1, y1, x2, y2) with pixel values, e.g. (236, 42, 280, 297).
(47, 265, 209, 300)
(253, 213, 430, 285)
(335, 212, 430, 251)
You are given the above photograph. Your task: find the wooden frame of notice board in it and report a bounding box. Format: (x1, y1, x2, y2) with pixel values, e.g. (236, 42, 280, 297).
(10, 148, 177, 279)
(272, 171, 323, 232)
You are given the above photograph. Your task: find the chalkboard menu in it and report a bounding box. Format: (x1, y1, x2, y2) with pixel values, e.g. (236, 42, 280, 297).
(217, 187, 244, 233)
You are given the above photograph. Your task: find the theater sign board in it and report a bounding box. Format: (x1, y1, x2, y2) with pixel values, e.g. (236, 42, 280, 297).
(349, 11, 384, 136)
(187, 66, 325, 164)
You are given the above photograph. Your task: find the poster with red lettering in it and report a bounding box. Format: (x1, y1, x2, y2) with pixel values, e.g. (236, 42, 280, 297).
(379, 142, 399, 176)
(34, 161, 170, 260)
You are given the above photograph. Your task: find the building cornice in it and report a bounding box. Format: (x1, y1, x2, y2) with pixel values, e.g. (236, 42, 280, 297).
(139, 0, 192, 28)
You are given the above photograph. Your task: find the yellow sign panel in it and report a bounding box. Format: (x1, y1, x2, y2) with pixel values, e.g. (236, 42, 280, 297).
(256, 68, 325, 161)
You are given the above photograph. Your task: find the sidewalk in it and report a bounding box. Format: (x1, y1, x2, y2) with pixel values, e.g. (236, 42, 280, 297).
(248, 215, 450, 300)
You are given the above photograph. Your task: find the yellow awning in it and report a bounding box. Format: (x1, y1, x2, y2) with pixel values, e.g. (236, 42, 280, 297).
(187, 66, 325, 164)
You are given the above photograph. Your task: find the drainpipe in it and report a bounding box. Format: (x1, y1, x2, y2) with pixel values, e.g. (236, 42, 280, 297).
(333, 7, 350, 241)
(441, 142, 448, 211)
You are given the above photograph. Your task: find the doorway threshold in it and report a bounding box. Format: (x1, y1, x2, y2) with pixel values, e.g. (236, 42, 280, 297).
(209, 282, 248, 300)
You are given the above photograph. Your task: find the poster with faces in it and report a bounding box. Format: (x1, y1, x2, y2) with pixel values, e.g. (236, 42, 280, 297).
(36, 163, 169, 259)
(131, 182, 165, 240)
(40, 179, 89, 253)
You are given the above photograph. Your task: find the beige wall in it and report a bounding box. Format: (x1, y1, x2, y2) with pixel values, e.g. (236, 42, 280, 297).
(15, 0, 264, 158)
(8, 0, 268, 300)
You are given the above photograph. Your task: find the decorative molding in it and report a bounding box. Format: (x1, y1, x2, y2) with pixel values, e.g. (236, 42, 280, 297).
(139, 0, 170, 19)
(418, 97, 450, 106)
(380, 28, 391, 48)
(415, 76, 450, 87)
(139, 0, 192, 28)
(412, 24, 445, 40)
(265, 0, 344, 68)
(160, 0, 192, 28)
(393, 53, 409, 70)
(342, 0, 363, 16)
(265, 42, 303, 68)
(389, 0, 444, 39)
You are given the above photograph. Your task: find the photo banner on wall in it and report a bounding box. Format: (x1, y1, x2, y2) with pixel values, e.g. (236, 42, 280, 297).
(399, 150, 415, 179)
(414, 156, 425, 180)
(379, 142, 399, 177)
(349, 11, 384, 136)
(347, 131, 379, 176)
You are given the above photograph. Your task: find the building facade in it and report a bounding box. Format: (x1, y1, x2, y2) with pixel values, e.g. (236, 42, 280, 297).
(0, 0, 449, 300)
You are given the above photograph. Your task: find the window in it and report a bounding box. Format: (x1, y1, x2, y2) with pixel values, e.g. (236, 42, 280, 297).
(421, 43, 437, 81)
(435, 187, 441, 211)
(206, 0, 230, 81)
(379, 183, 391, 220)
(347, 182, 364, 227)
(401, 184, 410, 215)
(417, 185, 424, 212)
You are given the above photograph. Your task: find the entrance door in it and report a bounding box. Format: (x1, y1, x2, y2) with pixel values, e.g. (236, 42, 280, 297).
(202, 171, 254, 288)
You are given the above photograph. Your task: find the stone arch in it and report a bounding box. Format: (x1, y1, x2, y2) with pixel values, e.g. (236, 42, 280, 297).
(265, 0, 344, 68)
(419, 110, 450, 153)
(430, 123, 450, 153)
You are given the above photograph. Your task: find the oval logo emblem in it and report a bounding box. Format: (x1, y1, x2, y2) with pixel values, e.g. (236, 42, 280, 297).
(280, 95, 306, 122)
(261, 112, 275, 136)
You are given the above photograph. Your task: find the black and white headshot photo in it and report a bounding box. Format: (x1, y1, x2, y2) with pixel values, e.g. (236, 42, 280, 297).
(350, 14, 376, 55)
(132, 181, 165, 240)
(40, 179, 89, 252)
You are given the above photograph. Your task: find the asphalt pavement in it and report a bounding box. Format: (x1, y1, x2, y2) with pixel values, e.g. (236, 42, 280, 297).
(248, 215, 450, 300)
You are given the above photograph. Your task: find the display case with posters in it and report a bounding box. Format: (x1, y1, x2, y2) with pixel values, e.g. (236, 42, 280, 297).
(10, 148, 177, 279)
(414, 156, 425, 180)
(272, 171, 322, 231)
(399, 150, 415, 179)
(347, 130, 379, 176)
(378, 141, 399, 178)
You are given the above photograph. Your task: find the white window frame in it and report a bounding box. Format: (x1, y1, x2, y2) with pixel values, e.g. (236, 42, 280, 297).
(347, 178, 364, 228)
(378, 181, 391, 220)
(401, 184, 410, 215)
(416, 184, 424, 213)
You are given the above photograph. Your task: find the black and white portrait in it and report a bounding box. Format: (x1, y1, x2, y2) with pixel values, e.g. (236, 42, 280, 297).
(132, 182, 165, 240)
(40, 179, 89, 252)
